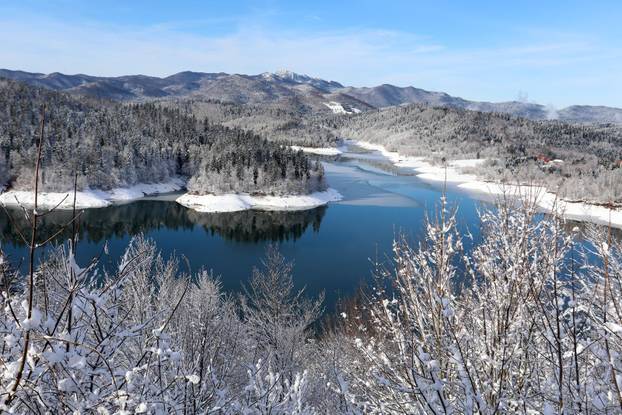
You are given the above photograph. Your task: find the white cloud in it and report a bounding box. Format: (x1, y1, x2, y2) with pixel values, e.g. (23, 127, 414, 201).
(0, 14, 620, 106)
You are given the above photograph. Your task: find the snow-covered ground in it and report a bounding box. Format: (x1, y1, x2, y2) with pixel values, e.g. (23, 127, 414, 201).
(290, 145, 346, 156)
(457, 181, 622, 229)
(323, 102, 361, 115)
(1, 176, 343, 214)
(347, 140, 622, 229)
(0, 178, 185, 210)
(176, 188, 343, 213)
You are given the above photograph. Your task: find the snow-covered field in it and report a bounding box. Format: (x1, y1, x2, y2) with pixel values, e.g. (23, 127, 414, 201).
(348, 140, 622, 229)
(0, 178, 185, 210)
(176, 188, 343, 213)
(290, 145, 345, 156)
(323, 101, 361, 115)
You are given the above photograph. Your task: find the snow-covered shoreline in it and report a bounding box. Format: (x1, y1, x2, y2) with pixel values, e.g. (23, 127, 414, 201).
(0, 176, 343, 214)
(290, 145, 345, 156)
(176, 188, 343, 213)
(348, 140, 622, 229)
(0, 178, 185, 210)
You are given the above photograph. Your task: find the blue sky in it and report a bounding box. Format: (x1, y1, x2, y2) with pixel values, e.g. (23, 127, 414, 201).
(1, 0, 621, 107)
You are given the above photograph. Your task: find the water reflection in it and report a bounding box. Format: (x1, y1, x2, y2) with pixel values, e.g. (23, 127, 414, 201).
(189, 206, 326, 242)
(0, 201, 327, 247)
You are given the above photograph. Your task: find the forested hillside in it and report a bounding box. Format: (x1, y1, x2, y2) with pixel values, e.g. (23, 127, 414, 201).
(164, 98, 341, 147)
(333, 104, 622, 161)
(0, 79, 325, 196)
(332, 104, 622, 203)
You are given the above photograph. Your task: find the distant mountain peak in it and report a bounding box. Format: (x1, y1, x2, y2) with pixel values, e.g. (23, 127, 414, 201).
(269, 69, 316, 81)
(261, 70, 344, 91)
(274, 69, 301, 78)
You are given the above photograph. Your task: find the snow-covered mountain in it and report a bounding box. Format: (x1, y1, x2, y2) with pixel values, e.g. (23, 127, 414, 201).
(1, 68, 620, 123)
(261, 70, 344, 92)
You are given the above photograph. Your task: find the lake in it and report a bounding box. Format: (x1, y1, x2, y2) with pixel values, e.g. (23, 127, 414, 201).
(0, 146, 610, 312)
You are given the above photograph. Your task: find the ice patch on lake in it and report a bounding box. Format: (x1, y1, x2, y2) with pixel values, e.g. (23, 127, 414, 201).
(176, 188, 343, 213)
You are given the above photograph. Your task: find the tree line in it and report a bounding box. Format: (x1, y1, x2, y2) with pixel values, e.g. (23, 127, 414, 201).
(0, 79, 325, 195)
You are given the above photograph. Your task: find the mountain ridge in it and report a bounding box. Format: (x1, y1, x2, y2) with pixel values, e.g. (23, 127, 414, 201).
(1, 68, 620, 124)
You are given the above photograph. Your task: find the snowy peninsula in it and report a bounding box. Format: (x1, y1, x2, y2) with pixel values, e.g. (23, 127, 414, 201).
(176, 188, 343, 213)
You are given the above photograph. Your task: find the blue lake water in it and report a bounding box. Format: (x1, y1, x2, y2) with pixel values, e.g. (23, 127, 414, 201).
(0, 148, 604, 312)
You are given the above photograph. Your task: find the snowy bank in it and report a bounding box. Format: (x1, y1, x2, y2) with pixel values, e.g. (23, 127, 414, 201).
(348, 140, 622, 229)
(408, 159, 487, 183)
(176, 188, 343, 213)
(0, 178, 185, 210)
(457, 181, 622, 229)
(290, 145, 345, 156)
